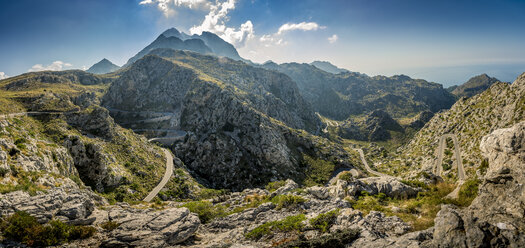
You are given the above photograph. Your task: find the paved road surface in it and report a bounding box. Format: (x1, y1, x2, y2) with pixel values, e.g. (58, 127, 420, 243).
(355, 148, 390, 177)
(143, 148, 174, 202)
(435, 134, 465, 181)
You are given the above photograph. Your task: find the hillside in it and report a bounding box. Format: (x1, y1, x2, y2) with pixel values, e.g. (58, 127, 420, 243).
(261, 62, 456, 120)
(373, 73, 525, 179)
(0, 71, 202, 203)
(451, 73, 500, 98)
(86, 58, 120, 74)
(103, 49, 360, 190)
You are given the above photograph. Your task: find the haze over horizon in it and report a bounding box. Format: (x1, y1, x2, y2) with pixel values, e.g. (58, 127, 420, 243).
(1, 0, 524, 86)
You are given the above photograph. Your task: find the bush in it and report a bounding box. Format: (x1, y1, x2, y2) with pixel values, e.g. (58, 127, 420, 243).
(479, 159, 489, 175)
(277, 228, 360, 248)
(14, 138, 27, 150)
(100, 220, 120, 231)
(400, 179, 430, 190)
(0, 211, 96, 247)
(338, 171, 353, 182)
(266, 180, 287, 192)
(302, 155, 335, 187)
(309, 209, 339, 233)
(271, 195, 307, 210)
(456, 178, 480, 206)
(245, 214, 306, 240)
(181, 200, 228, 223)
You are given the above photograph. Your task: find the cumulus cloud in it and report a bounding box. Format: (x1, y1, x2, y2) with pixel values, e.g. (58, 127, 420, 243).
(0, 72, 8, 80)
(328, 34, 338, 44)
(28, 61, 73, 72)
(189, 0, 254, 47)
(277, 22, 324, 35)
(139, 0, 210, 17)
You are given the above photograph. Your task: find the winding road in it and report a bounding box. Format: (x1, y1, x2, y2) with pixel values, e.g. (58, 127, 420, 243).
(435, 134, 465, 181)
(354, 148, 398, 178)
(143, 148, 174, 202)
(1, 111, 176, 202)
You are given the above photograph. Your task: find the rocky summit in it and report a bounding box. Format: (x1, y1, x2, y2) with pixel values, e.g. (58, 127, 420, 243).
(1, 24, 524, 248)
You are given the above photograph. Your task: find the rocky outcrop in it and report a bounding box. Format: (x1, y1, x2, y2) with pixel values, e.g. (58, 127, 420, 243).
(2, 70, 107, 91)
(101, 206, 200, 247)
(0, 182, 106, 225)
(64, 136, 126, 192)
(65, 105, 119, 140)
(430, 121, 525, 247)
(328, 177, 419, 199)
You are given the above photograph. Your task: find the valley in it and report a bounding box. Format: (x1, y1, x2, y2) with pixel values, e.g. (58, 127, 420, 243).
(0, 26, 523, 248)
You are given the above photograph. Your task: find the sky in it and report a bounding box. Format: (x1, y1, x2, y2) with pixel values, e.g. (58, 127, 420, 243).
(1, 0, 524, 86)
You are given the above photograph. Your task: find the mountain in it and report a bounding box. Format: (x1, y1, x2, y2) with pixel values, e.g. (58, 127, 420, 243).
(161, 28, 243, 61)
(261, 62, 456, 121)
(103, 49, 359, 190)
(374, 73, 525, 178)
(123, 28, 243, 67)
(310, 60, 349, 74)
(451, 73, 500, 98)
(86, 58, 120, 74)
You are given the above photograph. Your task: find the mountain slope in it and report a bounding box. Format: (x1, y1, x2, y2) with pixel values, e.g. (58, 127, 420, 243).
(376, 72, 525, 179)
(87, 58, 120, 74)
(103, 49, 359, 190)
(451, 73, 500, 98)
(161, 28, 242, 61)
(262, 62, 456, 120)
(310, 60, 349, 74)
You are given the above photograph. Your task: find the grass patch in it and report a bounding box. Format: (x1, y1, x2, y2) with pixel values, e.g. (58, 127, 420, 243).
(302, 155, 335, 187)
(347, 183, 461, 231)
(245, 214, 306, 240)
(180, 200, 228, 224)
(309, 209, 339, 233)
(277, 228, 360, 248)
(266, 180, 287, 192)
(100, 220, 120, 231)
(456, 178, 480, 207)
(0, 211, 95, 247)
(271, 195, 307, 210)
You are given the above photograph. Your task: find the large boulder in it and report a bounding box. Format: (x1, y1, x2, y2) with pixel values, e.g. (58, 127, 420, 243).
(102, 206, 200, 247)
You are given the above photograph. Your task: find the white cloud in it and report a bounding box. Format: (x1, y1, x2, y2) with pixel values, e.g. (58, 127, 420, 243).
(0, 72, 8, 80)
(277, 22, 324, 35)
(139, 0, 210, 17)
(189, 0, 254, 47)
(328, 34, 338, 44)
(28, 61, 73, 72)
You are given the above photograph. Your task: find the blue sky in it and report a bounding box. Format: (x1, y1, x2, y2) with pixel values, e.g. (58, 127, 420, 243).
(0, 0, 524, 86)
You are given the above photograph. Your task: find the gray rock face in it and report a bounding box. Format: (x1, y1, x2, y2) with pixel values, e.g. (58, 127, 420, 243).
(430, 121, 525, 247)
(328, 177, 419, 200)
(0, 185, 105, 224)
(64, 135, 125, 192)
(102, 206, 200, 247)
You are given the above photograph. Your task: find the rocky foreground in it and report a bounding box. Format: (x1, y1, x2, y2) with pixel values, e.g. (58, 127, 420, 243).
(1, 121, 523, 247)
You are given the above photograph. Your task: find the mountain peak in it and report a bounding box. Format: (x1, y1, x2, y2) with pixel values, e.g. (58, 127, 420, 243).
(310, 60, 349, 74)
(87, 58, 120, 74)
(161, 27, 182, 38)
(451, 73, 499, 98)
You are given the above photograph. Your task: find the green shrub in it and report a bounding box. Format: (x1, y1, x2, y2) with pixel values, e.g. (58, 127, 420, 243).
(400, 179, 429, 190)
(442, 162, 452, 171)
(309, 209, 339, 233)
(271, 195, 307, 210)
(265, 180, 287, 192)
(0, 211, 95, 247)
(478, 159, 489, 175)
(302, 155, 335, 187)
(245, 214, 306, 240)
(277, 228, 360, 248)
(181, 200, 228, 223)
(100, 220, 120, 231)
(456, 178, 480, 206)
(14, 138, 27, 150)
(197, 188, 229, 200)
(338, 171, 354, 182)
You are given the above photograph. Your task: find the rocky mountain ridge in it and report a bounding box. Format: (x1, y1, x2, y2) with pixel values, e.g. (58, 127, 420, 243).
(87, 58, 121, 74)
